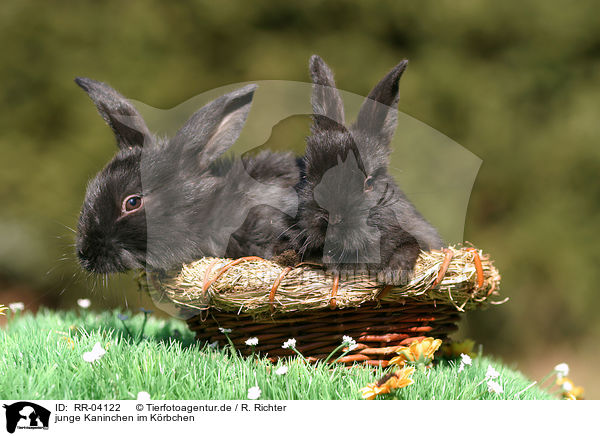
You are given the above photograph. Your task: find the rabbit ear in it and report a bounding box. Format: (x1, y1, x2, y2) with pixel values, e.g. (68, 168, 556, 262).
(171, 84, 257, 169)
(75, 77, 152, 149)
(353, 60, 408, 146)
(309, 55, 345, 131)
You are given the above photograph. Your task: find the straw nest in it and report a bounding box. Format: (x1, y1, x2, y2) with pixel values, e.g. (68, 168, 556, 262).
(138, 245, 504, 319)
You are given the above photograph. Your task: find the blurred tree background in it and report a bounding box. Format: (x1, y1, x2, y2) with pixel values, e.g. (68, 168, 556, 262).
(1, 0, 599, 397)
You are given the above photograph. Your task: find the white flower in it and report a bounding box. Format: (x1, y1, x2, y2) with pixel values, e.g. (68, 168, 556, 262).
(487, 380, 504, 394)
(137, 391, 151, 401)
(275, 365, 288, 376)
(561, 380, 574, 392)
(247, 386, 261, 400)
(458, 353, 472, 373)
(245, 337, 259, 346)
(485, 365, 500, 380)
(77, 299, 91, 309)
(9, 302, 24, 312)
(554, 363, 569, 378)
(83, 342, 106, 363)
(282, 338, 296, 349)
(342, 335, 358, 351)
(218, 327, 232, 334)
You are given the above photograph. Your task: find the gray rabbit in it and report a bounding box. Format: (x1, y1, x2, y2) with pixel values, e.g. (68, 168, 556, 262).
(291, 55, 444, 284)
(75, 78, 300, 274)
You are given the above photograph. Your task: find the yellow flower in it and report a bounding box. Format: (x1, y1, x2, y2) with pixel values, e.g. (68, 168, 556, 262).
(59, 336, 75, 349)
(389, 337, 442, 368)
(557, 377, 584, 400)
(571, 385, 584, 400)
(563, 386, 584, 400)
(360, 366, 415, 400)
(0, 305, 6, 316)
(440, 339, 476, 359)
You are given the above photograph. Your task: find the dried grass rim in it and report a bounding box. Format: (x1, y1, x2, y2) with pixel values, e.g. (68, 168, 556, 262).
(138, 244, 504, 318)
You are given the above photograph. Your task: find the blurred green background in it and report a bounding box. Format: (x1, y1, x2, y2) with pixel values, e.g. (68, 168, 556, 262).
(1, 0, 599, 397)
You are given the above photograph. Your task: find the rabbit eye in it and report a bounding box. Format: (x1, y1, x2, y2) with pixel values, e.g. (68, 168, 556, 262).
(122, 195, 143, 214)
(364, 176, 374, 192)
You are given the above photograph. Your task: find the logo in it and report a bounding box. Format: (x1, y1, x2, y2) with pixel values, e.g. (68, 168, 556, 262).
(2, 402, 50, 434)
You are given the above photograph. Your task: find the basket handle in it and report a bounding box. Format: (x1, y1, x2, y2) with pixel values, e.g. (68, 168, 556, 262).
(269, 267, 292, 312)
(202, 256, 266, 292)
(329, 272, 340, 309)
(201, 259, 221, 296)
(465, 248, 484, 289)
(432, 248, 454, 288)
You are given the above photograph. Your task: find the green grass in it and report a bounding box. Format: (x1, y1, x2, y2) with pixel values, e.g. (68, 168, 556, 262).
(0, 309, 556, 400)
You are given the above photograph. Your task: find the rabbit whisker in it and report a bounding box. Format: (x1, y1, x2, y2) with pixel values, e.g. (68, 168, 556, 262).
(276, 222, 299, 240)
(289, 228, 307, 245)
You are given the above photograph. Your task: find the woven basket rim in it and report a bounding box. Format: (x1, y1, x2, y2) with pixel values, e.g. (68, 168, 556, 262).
(138, 244, 504, 319)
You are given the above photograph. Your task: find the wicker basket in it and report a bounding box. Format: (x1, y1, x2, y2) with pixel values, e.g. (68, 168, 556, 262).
(139, 245, 503, 367)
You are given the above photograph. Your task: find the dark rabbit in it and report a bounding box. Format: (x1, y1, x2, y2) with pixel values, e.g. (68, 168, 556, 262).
(75, 78, 300, 274)
(292, 55, 444, 283)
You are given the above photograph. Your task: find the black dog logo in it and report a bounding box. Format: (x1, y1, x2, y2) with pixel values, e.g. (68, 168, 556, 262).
(3, 402, 50, 433)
